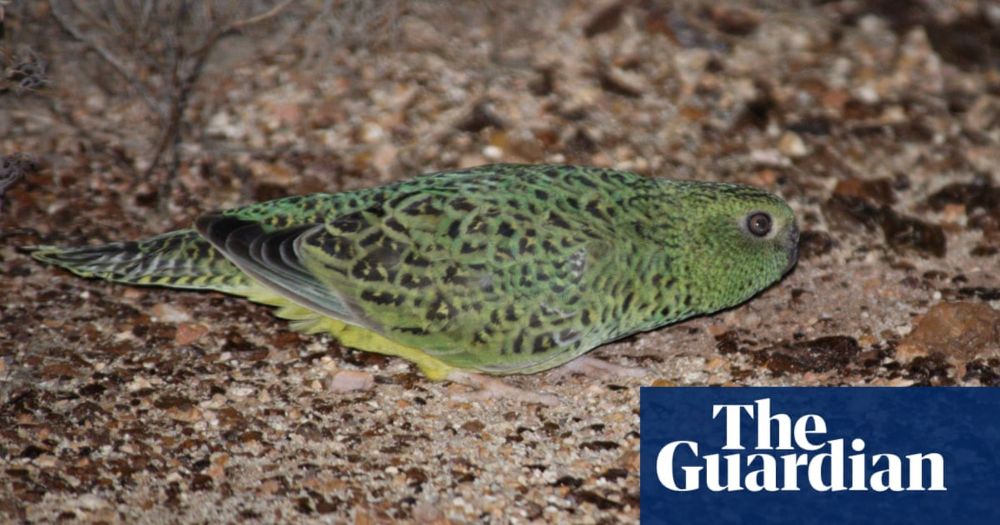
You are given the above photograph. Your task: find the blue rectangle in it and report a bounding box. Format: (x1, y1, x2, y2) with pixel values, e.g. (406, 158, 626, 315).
(640, 388, 1000, 524)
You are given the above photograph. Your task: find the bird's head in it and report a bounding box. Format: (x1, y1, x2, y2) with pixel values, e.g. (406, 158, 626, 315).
(657, 180, 798, 315)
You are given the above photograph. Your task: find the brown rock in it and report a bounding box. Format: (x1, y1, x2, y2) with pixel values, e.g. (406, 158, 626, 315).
(798, 230, 836, 259)
(175, 323, 209, 346)
(167, 406, 203, 423)
(755, 336, 861, 376)
(460, 420, 485, 433)
(897, 302, 1000, 363)
(833, 178, 895, 206)
(710, 5, 760, 36)
(584, 1, 626, 38)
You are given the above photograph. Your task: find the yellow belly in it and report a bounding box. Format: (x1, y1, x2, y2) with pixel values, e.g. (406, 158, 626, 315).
(241, 285, 456, 380)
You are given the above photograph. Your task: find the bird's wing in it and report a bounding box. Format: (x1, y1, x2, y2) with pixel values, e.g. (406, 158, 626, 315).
(196, 214, 366, 325)
(201, 169, 618, 373)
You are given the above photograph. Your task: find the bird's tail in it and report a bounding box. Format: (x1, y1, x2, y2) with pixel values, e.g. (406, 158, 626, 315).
(28, 229, 253, 295)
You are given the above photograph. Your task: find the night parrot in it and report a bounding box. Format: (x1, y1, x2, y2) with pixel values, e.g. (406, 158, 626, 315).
(31, 164, 799, 403)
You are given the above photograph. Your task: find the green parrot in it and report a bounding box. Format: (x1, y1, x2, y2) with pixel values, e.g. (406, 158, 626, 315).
(31, 164, 798, 403)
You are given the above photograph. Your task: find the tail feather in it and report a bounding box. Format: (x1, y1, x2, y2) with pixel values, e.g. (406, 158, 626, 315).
(29, 229, 252, 295)
(30, 230, 365, 337)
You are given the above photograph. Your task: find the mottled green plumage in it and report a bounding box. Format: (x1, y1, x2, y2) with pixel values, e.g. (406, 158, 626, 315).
(31, 164, 798, 377)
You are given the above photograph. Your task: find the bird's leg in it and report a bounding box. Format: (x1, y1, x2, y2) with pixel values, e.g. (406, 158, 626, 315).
(547, 355, 650, 380)
(446, 370, 559, 406)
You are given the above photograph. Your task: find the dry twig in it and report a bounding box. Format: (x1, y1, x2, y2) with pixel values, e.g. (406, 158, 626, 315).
(48, 0, 166, 120)
(46, 0, 296, 213)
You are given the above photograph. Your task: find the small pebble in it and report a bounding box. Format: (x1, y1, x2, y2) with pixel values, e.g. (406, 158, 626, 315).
(412, 501, 447, 524)
(483, 145, 503, 160)
(175, 323, 209, 345)
(778, 132, 808, 157)
(326, 370, 375, 393)
(151, 303, 192, 323)
(76, 494, 109, 511)
(34, 454, 59, 468)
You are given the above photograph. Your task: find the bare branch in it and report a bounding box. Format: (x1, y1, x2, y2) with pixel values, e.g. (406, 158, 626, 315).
(189, 0, 296, 58)
(228, 0, 296, 33)
(45, 0, 297, 214)
(0, 0, 10, 35)
(47, 0, 166, 121)
(145, 0, 297, 210)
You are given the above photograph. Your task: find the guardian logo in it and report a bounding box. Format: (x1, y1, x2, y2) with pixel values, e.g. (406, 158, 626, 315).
(640, 388, 1000, 525)
(656, 398, 945, 493)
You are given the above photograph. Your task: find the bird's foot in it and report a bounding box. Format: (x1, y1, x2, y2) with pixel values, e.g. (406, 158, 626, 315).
(446, 370, 559, 406)
(547, 355, 650, 380)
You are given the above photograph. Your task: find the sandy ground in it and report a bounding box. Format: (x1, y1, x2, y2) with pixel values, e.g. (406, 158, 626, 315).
(2, 0, 1000, 523)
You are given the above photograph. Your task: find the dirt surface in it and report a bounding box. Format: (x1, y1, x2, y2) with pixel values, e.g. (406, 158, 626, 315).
(3, 0, 1000, 523)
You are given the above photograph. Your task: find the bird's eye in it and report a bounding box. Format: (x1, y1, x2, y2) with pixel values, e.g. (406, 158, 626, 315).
(746, 212, 772, 237)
